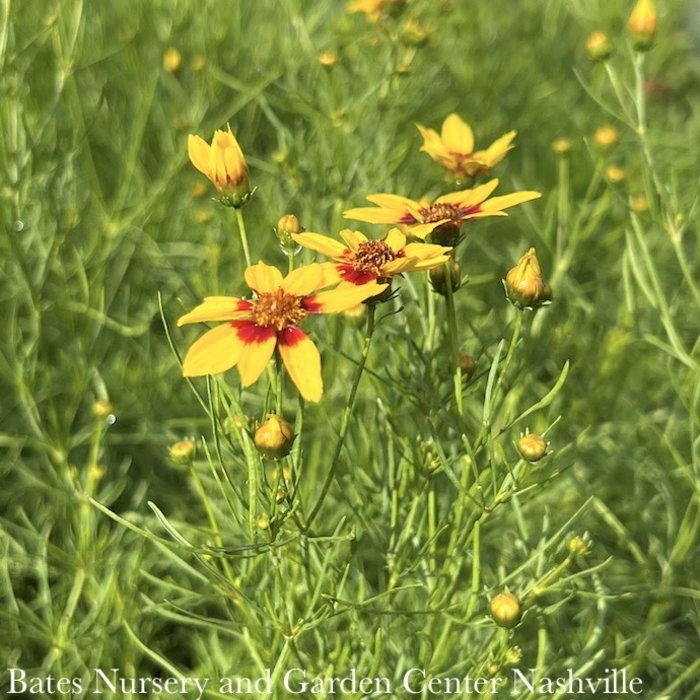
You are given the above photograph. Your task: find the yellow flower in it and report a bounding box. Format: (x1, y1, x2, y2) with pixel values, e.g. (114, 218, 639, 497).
(628, 0, 657, 50)
(178, 262, 386, 402)
(344, 179, 541, 239)
(416, 114, 516, 178)
(187, 125, 251, 207)
(292, 228, 451, 285)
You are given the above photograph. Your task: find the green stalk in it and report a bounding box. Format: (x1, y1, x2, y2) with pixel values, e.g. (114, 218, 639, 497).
(304, 304, 376, 530)
(444, 264, 464, 419)
(234, 207, 252, 268)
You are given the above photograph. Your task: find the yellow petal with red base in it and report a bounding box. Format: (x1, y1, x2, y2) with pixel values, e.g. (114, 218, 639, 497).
(177, 297, 252, 326)
(278, 327, 323, 402)
(182, 323, 245, 376)
(436, 179, 500, 207)
(281, 263, 329, 296)
(303, 281, 387, 312)
(245, 262, 284, 294)
(233, 322, 277, 386)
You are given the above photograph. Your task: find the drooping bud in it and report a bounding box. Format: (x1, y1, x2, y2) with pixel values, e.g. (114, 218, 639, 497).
(187, 126, 252, 208)
(489, 592, 522, 629)
(254, 414, 295, 459)
(429, 222, 461, 247)
(628, 0, 657, 51)
(593, 125, 619, 152)
(429, 258, 461, 296)
(585, 31, 613, 61)
(504, 248, 551, 309)
(169, 438, 197, 465)
(517, 433, 548, 462)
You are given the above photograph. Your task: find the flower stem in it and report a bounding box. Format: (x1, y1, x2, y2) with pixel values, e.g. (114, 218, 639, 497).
(234, 207, 252, 268)
(304, 305, 376, 530)
(444, 266, 464, 419)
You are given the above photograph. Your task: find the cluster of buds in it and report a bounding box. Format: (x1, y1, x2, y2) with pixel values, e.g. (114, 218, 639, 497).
(504, 248, 551, 309)
(586, 0, 657, 60)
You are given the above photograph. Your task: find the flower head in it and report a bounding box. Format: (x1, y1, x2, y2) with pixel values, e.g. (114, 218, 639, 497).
(345, 179, 541, 239)
(505, 248, 551, 309)
(292, 228, 451, 285)
(187, 125, 251, 207)
(416, 114, 516, 179)
(628, 0, 657, 51)
(178, 262, 386, 402)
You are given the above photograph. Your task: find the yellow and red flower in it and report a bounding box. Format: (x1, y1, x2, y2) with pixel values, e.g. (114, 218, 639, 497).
(292, 228, 451, 285)
(187, 125, 251, 206)
(416, 114, 516, 179)
(178, 262, 385, 402)
(344, 179, 541, 239)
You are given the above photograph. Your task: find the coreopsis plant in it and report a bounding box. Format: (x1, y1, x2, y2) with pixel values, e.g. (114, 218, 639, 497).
(416, 113, 517, 179)
(177, 262, 385, 402)
(292, 228, 451, 285)
(344, 179, 541, 239)
(188, 125, 252, 207)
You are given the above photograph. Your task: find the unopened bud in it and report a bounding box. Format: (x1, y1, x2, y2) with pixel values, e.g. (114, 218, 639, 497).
(568, 536, 591, 556)
(628, 0, 657, 51)
(458, 353, 477, 381)
(256, 515, 270, 530)
(517, 433, 548, 462)
(318, 51, 338, 68)
(429, 222, 461, 247)
(605, 164, 626, 185)
(169, 438, 197, 465)
(505, 646, 522, 665)
(402, 19, 430, 47)
(255, 414, 295, 459)
(163, 47, 182, 74)
(594, 125, 619, 151)
(585, 31, 613, 61)
(92, 399, 113, 418)
(631, 194, 649, 213)
(276, 214, 303, 248)
(489, 592, 521, 629)
(505, 248, 551, 309)
(430, 259, 461, 296)
(551, 138, 573, 155)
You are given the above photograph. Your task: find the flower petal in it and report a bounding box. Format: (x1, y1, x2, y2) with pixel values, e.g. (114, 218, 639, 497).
(435, 179, 500, 207)
(441, 114, 474, 154)
(480, 191, 542, 213)
(177, 297, 252, 326)
(484, 130, 517, 164)
(233, 322, 277, 387)
(281, 263, 327, 296)
(187, 135, 211, 176)
(402, 242, 452, 261)
(245, 262, 284, 294)
(384, 228, 406, 252)
(344, 206, 403, 224)
(409, 221, 447, 239)
(339, 229, 368, 250)
(182, 323, 244, 376)
(278, 327, 323, 402)
(293, 232, 347, 258)
(303, 281, 387, 312)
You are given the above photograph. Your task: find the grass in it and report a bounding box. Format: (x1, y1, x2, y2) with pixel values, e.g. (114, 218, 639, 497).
(1, 0, 699, 697)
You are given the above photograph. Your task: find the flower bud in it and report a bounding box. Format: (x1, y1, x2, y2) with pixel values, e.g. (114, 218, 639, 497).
(276, 214, 303, 248)
(162, 47, 182, 74)
(504, 248, 551, 309)
(458, 353, 477, 381)
(551, 138, 573, 155)
(187, 126, 252, 207)
(517, 433, 547, 462)
(169, 438, 197, 465)
(190, 55, 206, 71)
(605, 164, 626, 185)
(92, 399, 113, 418)
(402, 19, 430, 47)
(628, 0, 657, 51)
(255, 414, 295, 459)
(631, 194, 649, 213)
(593, 125, 619, 152)
(429, 259, 461, 296)
(568, 536, 591, 556)
(256, 515, 270, 530)
(489, 592, 521, 629)
(318, 51, 338, 68)
(585, 31, 612, 61)
(505, 646, 522, 665)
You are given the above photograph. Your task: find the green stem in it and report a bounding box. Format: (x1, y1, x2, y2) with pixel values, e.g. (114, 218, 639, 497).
(234, 207, 252, 268)
(444, 266, 464, 419)
(304, 305, 376, 530)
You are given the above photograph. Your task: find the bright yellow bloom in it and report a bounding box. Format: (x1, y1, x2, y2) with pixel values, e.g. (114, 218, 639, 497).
(344, 179, 541, 239)
(416, 114, 516, 178)
(293, 228, 451, 285)
(178, 263, 386, 402)
(187, 125, 251, 206)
